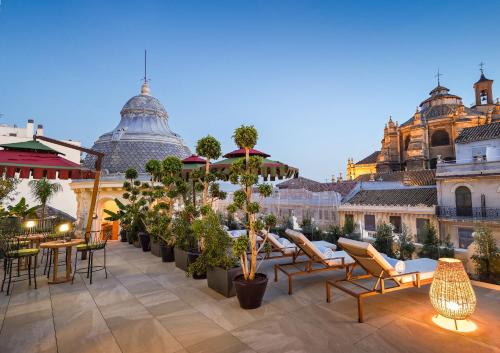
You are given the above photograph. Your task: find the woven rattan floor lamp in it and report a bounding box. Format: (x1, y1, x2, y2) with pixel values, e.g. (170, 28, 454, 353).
(429, 258, 477, 332)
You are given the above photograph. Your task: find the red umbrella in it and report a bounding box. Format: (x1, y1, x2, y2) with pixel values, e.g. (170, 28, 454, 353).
(0, 141, 95, 180)
(182, 155, 207, 206)
(212, 149, 298, 181)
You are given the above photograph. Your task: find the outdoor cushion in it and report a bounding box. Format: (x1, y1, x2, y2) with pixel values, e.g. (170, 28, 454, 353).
(6, 248, 39, 258)
(311, 240, 337, 251)
(399, 258, 437, 283)
(228, 230, 247, 238)
(323, 250, 354, 267)
(286, 230, 353, 267)
(338, 237, 399, 278)
(381, 254, 406, 274)
(76, 243, 104, 251)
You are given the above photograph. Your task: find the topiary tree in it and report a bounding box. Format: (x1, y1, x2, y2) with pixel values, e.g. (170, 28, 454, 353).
(373, 222, 395, 257)
(396, 223, 415, 260)
(227, 125, 276, 281)
(471, 225, 500, 284)
(196, 135, 223, 206)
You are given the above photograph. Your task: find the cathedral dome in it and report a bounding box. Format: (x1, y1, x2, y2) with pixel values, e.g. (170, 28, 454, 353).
(83, 82, 191, 174)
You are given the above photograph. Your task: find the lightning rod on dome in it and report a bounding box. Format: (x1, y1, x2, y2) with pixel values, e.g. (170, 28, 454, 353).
(141, 49, 150, 95)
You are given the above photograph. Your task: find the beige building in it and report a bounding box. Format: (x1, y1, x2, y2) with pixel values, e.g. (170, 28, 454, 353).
(338, 177, 438, 243)
(346, 151, 378, 180)
(436, 122, 500, 249)
(347, 68, 500, 178)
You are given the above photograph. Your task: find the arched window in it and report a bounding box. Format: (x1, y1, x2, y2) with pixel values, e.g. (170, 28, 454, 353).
(455, 186, 472, 217)
(431, 130, 450, 147)
(404, 136, 411, 151)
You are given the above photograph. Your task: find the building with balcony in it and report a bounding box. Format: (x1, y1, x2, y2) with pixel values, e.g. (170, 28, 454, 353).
(436, 122, 500, 249)
(338, 170, 438, 241)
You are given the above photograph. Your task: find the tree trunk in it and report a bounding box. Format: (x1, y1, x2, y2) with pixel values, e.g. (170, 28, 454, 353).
(41, 203, 46, 221)
(244, 147, 257, 281)
(203, 160, 210, 206)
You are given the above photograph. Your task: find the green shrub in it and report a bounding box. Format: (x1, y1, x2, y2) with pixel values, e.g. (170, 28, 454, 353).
(471, 225, 500, 284)
(396, 224, 415, 260)
(374, 223, 395, 257)
(342, 216, 354, 235)
(188, 210, 237, 277)
(418, 224, 454, 260)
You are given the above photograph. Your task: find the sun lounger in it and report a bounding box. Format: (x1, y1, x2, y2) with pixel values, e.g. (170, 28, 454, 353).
(258, 231, 337, 260)
(273, 229, 355, 294)
(326, 237, 437, 323)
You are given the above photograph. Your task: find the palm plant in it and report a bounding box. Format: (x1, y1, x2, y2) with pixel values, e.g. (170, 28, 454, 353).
(7, 197, 38, 220)
(28, 178, 62, 220)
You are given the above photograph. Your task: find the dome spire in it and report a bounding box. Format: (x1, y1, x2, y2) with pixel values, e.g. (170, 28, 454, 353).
(141, 49, 150, 96)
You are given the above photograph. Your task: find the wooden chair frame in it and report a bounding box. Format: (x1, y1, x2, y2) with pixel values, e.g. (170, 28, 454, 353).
(274, 232, 354, 295)
(325, 252, 433, 323)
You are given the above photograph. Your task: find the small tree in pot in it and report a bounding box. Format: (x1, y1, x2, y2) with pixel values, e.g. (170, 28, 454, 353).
(226, 125, 276, 309)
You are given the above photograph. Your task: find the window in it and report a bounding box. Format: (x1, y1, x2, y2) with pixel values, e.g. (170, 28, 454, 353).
(389, 216, 402, 233)
(458, 228, 474, 249)
(472, 146, 487, 161)
(455, 186, 472, 217)
(431, 130, 450, 147)
(416, 218, 430, 243)
(404, 136, 411, 151)
(364, 214, 376, 231)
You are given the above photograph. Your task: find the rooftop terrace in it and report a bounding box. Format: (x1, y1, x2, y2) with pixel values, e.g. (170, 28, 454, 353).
(0, 241, 498, 353)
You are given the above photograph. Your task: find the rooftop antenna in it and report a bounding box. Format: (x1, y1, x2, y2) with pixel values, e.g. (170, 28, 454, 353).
(143, 49, 149, 84)
(479, 61, 485, 75)
(435, 68, 443, 86)
(140, 50, 150, 95)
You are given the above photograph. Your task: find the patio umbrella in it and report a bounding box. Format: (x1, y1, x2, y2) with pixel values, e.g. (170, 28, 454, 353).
(182, 154, 206, 206)
(0, 141, 96, 179)
(211, 148, 299, 181)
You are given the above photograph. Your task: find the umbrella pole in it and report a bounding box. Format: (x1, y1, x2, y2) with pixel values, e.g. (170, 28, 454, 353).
(84, 160, 102, 242)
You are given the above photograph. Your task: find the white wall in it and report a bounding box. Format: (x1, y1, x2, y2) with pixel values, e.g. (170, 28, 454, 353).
(456, 139, 500, 163)
(0, 120, 81, 217)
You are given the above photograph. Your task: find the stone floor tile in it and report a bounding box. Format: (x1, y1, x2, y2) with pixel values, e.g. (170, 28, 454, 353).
(186, 332, 255, 353)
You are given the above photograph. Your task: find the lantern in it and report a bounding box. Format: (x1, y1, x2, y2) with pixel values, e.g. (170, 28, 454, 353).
(429, 258, 477, 332)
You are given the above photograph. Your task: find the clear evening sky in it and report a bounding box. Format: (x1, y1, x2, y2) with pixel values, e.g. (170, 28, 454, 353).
(1, 1, 499, 181)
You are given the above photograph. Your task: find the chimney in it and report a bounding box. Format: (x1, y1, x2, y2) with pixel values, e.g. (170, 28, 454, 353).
(36, 124, 44, 136)
(26, 119, 34, 138)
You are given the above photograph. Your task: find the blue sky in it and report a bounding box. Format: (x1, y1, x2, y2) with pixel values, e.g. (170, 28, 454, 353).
(1, 0, 499, 181)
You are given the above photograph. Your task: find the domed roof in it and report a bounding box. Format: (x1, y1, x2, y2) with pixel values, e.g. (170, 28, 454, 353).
(83, 83, 191, 174)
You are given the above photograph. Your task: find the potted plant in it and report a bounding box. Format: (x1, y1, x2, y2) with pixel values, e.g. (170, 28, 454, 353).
(226, 125, 276, 309)
(190, 209, 240, 296)
(173, 206, 198, 271)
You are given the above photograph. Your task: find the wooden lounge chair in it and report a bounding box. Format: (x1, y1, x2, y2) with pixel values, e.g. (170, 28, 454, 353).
(274, 229, 355, 295)
(326, 237, 437, 323)
(258, 230, 338, 261)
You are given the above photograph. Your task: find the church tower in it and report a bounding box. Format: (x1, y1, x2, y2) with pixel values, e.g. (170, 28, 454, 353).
(473, 65, 494, 106)
(376, 116, 401, 173)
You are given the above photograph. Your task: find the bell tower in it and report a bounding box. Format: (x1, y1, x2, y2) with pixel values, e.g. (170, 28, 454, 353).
(474, 63, 494, 106)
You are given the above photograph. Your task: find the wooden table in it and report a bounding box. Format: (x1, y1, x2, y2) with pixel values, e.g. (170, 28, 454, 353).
(40, 239, 83, 284)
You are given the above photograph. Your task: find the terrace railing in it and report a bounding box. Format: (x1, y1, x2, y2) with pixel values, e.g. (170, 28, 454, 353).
(436, 206, 500, 221)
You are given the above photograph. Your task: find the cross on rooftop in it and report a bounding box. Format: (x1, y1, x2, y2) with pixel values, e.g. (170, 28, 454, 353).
(435, 68, 443, 86)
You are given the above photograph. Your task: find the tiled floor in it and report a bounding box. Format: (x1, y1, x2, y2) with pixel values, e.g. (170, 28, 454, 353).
(0, 241, 498, 353)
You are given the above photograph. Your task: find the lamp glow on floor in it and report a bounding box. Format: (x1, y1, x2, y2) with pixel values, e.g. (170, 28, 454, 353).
(429, 258, 477, 333)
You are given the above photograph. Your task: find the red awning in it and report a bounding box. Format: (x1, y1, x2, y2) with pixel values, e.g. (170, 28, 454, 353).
(223, 148, 271, 158)
(182, 154, 207, 164)
(0, 150, 95, 180)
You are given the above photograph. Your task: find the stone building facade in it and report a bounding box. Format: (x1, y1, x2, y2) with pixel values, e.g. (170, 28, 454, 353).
(348, 69, 500, 178)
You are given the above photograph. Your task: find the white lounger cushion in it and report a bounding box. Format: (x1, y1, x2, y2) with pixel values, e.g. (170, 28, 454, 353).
(228, 230, 247, 238)
(286, 230, 354, 267)
(338, 237, 400, 278)
(399, 258, 437, 283)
